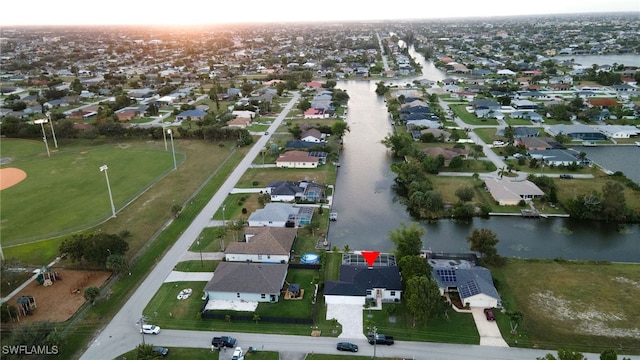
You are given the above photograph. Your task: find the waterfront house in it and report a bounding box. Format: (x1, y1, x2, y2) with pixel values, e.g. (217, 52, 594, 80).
(484, 177, 544, 206)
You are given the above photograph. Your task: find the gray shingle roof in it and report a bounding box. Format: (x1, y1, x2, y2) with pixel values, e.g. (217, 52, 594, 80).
(204, 262, 287, 294)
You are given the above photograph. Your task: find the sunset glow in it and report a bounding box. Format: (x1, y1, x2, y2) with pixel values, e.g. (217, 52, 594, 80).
(2, 0, 638, 26)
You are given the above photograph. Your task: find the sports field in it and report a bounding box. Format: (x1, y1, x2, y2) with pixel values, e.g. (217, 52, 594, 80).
(0, 138, 182, 246)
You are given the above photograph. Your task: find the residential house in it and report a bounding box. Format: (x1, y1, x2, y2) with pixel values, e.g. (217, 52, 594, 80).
(175, 109, 206, 121)
(203, 262, 288, 303)
(324, 253, 402, 306)
(545, 124, 608, 141)
(248, 203, 314, 228)
(528, 149, 591, 167)
(284, 140, 322, 150)
(276, 151, 319, 169)
(471, 99, 501, 111)
(422, 147, 468, 165)
(512, 100, 539, 110)
(300, 129, 325, 143)
(511, 127, 540, 138)
(224, 227, 297, 264)
(509, 111, 544, 123)
(303, 108, 329, 119)
(484, 177, 544, 206)
(267, 181, 304, 202)
(594, 125, 640, 139)
(515, 137, 557, 150)
(227, 116, 251, 129)
(429, 258, 501, 308)
(232, 110, 256, 119)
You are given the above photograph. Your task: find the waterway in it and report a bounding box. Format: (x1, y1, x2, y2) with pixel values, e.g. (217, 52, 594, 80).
(327, 49, 640, 263)
(553, 54, 640, 67)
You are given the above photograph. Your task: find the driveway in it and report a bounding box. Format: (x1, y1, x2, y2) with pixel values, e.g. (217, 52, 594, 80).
(471, 307, 509, 347)
(326, 304, 366, 339)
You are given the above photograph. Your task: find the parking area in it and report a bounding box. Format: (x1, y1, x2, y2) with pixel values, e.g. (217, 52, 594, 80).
(471, 307, 509, 347)
(326, 304, 366, 339)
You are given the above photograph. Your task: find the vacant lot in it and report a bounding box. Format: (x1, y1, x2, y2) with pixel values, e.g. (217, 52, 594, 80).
(491, 259, 640, 354)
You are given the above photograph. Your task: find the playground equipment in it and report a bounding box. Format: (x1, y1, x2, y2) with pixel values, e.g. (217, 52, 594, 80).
(36, 266, 61, 287)
(16, 295, 36, 316)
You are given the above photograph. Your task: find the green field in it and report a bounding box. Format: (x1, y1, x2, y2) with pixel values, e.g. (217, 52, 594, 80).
(490, 259, 640, 354)
(0, 139, 183, 246)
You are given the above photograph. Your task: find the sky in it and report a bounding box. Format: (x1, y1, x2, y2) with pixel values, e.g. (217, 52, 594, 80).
(1, 0, 638, 26)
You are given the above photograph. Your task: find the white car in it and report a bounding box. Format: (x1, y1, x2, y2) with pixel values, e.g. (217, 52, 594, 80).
(140, 324, 160, 334)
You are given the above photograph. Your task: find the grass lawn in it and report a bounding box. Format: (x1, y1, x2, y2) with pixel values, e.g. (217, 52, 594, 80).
(490, 259, 640, 354)
(174, 260, 219, 272)
(144, 281, 207, 321)
(238, 166, 337, 189)
(555, 172, 640, 210)
(119, 347, 222, 359)
(3, 138, 246, 266)
(450, 104, 499, 126)
(365, 303, 479, 344)
(504, 118, 536, 126)
(0, 139, 181, 245)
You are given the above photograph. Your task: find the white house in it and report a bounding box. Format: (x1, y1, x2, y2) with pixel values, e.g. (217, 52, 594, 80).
(203, 262, 288, 303)
(594, 125, 640, 139)
(275, 151, 319, 169)
(247, 203, 313, 228)
(484, 177, 544, 206)
(224, 227, 297, 264)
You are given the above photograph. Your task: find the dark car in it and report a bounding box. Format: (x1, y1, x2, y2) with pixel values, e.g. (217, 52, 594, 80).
(484, 308, 495, 321)
(559, 174, 574, 179)
(152, 346, 169, 356)
(337, 342, 358, 352)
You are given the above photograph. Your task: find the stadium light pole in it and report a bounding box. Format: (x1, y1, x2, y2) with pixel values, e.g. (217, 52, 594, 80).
(100, 165, 116, 218)
(162, 124, 168, 151)
(34, 119, 50, 157)
(167, 129, 177, 170)
(46, 112, 58, 148)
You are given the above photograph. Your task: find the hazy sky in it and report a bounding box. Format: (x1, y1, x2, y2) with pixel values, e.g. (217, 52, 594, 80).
(1, 0, 638, 26)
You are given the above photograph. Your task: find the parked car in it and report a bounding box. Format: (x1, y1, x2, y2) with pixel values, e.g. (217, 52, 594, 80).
(211, 335, 237, 348)
(140, 324, 160, 334)
(152, 346, 169, 356)
(337, 342, 358, 352)
(484, 308, 495, 321)
(368, 334, 394, 345)
(559, 174, 573, 179)
(231, 346, 244, 360)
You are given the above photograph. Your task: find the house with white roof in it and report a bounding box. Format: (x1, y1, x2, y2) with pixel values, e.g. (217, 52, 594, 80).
(484, 177, 544, 206)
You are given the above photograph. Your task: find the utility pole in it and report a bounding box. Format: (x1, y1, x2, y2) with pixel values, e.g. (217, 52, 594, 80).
(372, 325, 377, 359)
(139, 316, 147, 345)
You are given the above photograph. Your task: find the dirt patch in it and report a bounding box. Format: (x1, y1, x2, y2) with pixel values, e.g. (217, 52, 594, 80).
(0, 167, 27, 190)
(7, 269, 111, 323)
(530, 290, 640, 338)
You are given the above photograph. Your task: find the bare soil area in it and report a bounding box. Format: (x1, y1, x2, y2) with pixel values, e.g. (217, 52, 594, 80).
(8, 269, 111, 323)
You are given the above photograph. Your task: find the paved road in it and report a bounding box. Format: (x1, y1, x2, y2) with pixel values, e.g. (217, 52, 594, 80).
(123, 330, 637, 360)
(80, 93, 300, 360)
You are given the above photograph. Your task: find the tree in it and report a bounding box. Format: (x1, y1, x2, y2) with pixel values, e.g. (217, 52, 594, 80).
(448, 155, 464, 169)
(136, 343, 161, 360)
(253, 313, 261, 324)
(388, 222, 424, 259)
(466, 228, 499, 259)
(381, 132, 415, 158)
(397, 255, 432, 288)
(331, 121, 350, 138)
(455, 186, 474, 203)
(297, 98, 311, 112)
(84, 286, 101, 305)
(601, 181, 627, 222)
(507, 310, 524, 334)
(537, 349, 587, 360)
(171, 204, 182, 218)
(106, 254, 129, 274)
(405, 275, 446, 327)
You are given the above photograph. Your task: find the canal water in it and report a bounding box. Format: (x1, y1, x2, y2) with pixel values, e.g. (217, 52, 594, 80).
(327, 49, 640, 263)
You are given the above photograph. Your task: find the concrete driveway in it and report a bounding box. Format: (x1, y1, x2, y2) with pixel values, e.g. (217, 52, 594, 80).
(326, 304, 366, 339)
(471, 307, 509, 347)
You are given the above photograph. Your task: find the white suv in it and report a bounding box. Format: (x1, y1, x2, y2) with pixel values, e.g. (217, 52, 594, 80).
(140, 324, 160, 334)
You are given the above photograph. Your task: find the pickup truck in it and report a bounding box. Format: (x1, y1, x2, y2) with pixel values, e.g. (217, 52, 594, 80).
(211, 335, 237, 348)
(368, 334, 394, 345)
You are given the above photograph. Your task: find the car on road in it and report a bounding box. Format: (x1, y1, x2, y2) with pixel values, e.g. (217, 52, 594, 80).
(264, 131, 269, 135)
(559, 174, 573, 179)
(484, 308, 495, 321)
(140, 324, 160, 334)
(152, 346, 169, 356)
(337, 342, 358, 352)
